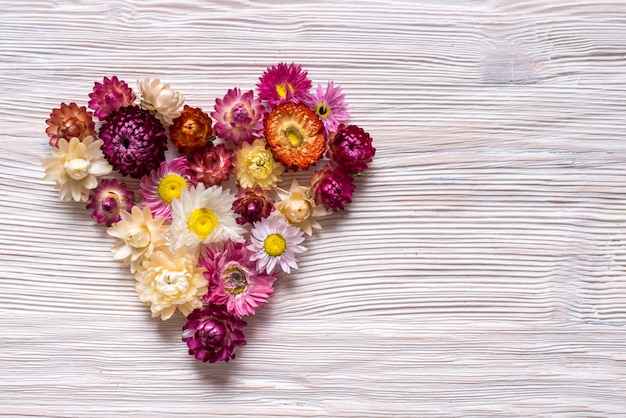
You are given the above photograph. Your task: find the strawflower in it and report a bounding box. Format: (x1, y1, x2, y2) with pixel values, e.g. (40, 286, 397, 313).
(45, 102, 95, 147)
(311, 164, 355, 212)
(139, 156, 193, 221)
(257, 62, 312, 108)
(264, 102, 326, 170)
(41, 136, 112, 202)
(99, 106, 168, 178)
(234, 139, 284, 190)
(248, 214, 306, 275)
(186, 143, 234, 187)
(87, 178, 135, 226)
(107, 205, 169, 273)
(88, 76, 136, 120)
(202, 239, 276, 317)
(211, 88, 264, 145)
(170, 105, 214, 152)
(231, 186, 275, 225)
(137, 77, 185, 127)
(307, 81, 349, 134)
(328, 124, 376, 172)
(275, 179, 324, 236)
(182, 304, 247, 363)
(134, 247, 208, 320)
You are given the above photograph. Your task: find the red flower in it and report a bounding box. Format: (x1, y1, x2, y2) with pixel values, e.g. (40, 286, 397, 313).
(169, 105, 214, 152)
(46, 102, 95, 147)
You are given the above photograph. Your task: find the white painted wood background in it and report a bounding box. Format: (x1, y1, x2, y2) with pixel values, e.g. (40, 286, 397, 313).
(2, 0, 626, 416)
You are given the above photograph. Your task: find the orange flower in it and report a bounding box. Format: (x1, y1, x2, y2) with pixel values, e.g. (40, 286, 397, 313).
(169, 105, 214, 152)
(45, 102, 95, 147)
(263, 102, 326, 170)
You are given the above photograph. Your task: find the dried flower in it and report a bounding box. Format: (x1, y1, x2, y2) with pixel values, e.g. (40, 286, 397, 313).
(307, 81, 349, 134)
(45, 102, 95, 147)
(41, 136, 112, 202)
(328, 124, 375, 172)
(257, 62, 312, 108)
(264, 102, 326, 170)
(86, 178, 135, 226)
(248, 214, 306, 274)
(88, 76, 136, 120)
(139, 156, 193, 221)
(211, 88, 264, 145)
(170, 105, 214, 152)
(99, 106, 168, 178)
(137, 77, 185, 127)
(186, 143, 234, 187)
(234, 139, 284, 190)
(275, 179, 325, 235)
(310, 164, 355, 212)
(231, 186, 275, 225)
(182, 304, 247, 363)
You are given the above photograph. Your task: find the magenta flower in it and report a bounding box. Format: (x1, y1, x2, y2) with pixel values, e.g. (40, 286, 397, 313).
(182, 304, 247, 363)
(257, 62, 312, 108)
(86, 178, 135, 226)
(186, 143, 234, 187)
(99, 106, 168, 178)
(310, 164, 355, 212)
(307, 81, 349, 134)
(231, 186, 275, 225)
(88, 76, 136, 120)
(328, 124, 376, 172)
(211, 88, 264, 145)
(139, 156, 193, 220)
(201, 239, 277, 318)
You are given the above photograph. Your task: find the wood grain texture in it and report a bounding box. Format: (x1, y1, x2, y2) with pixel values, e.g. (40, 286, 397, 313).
(2, 0, 626, 416)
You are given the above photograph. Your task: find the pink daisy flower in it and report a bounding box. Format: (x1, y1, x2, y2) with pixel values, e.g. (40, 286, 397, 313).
(88, 76, 136, 120)
(139, 156, 194, 220)
(211, 88, 264, 145)
(201, 239, 277, 318)
(86, 178, 135, 226)
(247, 214, 306, 275)
(257, 62, 312, 108)
(307, 81, 349, 134)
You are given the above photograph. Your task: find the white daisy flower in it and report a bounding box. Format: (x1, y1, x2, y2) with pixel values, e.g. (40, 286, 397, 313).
(247, 214, 307, 274)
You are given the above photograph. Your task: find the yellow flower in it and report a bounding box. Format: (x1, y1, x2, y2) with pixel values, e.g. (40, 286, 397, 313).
(134, 247, 208, 320)
(41, 136, 112, 202)
(137, 77, 185, 127)
(235, 139, 284, 190)
(275, 179, 328, 235)
(107, 205, 169, 273)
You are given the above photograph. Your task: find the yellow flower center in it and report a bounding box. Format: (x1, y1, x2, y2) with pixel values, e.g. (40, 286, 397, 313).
(285, 126, 303, 147)
(187, 208, 218, 240)
(276, 83, 293, 98)
(223, 266, 248, 295)
(64, 158, 91, 180)
(126, 225, 151, 248)
(316, 103, 331, 119)
(157, 174, 188, 203)
(154, 267, 190, 297)
(248, 151, 273, 180)
(264, 233, 287, 257)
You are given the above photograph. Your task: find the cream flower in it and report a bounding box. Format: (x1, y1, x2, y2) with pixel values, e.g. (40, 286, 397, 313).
(170, 183, 246, 254)
(275, 179, 328, 235)
(235, 139, 284, 190)
(134, 247, 208, 320)
(137, 77, 185, 126)
(41, 136, 112, 202)
(107, 205, 169, 273)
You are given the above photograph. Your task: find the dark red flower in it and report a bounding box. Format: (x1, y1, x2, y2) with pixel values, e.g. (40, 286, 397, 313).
(328, 124, 375, 172)
(310, 164, 355, 212)
(231, 186, 275, 225)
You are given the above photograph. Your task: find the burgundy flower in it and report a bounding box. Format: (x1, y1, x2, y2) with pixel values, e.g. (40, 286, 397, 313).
(186, 142, 234, 186)
(231, 186, 275, 225)
(86, 178, 135, 226)
(182, 304, 247, 363)
(99, 106, 168, 178)
(311, 164, 355, 212)
(327, 124, 375, 172)
(88, 76, 136, 120)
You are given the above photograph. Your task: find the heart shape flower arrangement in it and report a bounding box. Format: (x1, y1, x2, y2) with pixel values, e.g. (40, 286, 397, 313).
(41, 63, 375, 363)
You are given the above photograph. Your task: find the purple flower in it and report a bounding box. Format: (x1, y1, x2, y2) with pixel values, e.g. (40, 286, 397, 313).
(99, 106, 168, 178)
(182, 304, 247, 363)
(328, 124, 376, 172)
(231, 186, 275, 225)
(88, 76, 136, 120)
(86, 178, 135, 226)
(310, 164, 355, 212)
(211, 88, 264, 145)
(306, 81, 349, 134)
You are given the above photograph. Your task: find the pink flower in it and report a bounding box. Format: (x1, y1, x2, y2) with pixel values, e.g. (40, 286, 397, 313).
(306, 81, 349, 134)
(139, 156, 193, 221)
(310, 164, 355, 212)
(231, 186, 275, 225)
(327, 124, 376, 172)
(257, 62, 312, 108)
(88, 76, 136, 120)
(182, 304, 247, 363)
(211, 88, 264, 145)
(86, 178, 135, 226)
(186, 143, 234, 187)
(201, 239, 277, 318)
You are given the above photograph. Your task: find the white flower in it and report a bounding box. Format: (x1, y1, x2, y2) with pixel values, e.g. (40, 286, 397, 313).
(137, 77, 185, 126)
(247, 214, 306, 274)
(170, 183, 246, 254)
(41, 136, 112, 202)
(275, 179, 329, 235)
